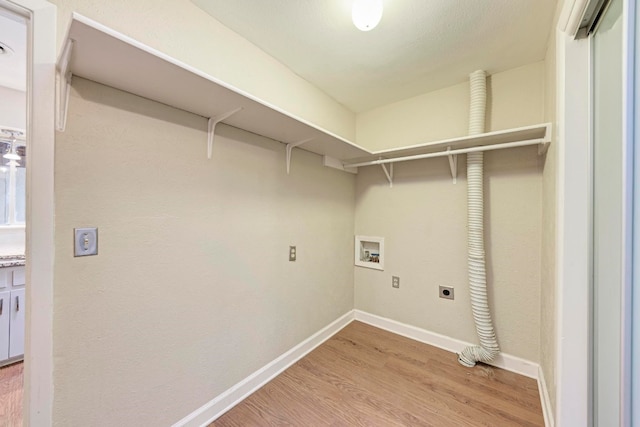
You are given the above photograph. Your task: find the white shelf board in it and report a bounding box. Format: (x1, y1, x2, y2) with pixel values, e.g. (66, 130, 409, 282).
(59, 14, 371, 160)
(343, 123, 551, 166)
(58, 14, 551, 173)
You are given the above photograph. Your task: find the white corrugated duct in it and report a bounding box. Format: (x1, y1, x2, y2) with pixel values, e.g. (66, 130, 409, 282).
(458, 70, 500, 367)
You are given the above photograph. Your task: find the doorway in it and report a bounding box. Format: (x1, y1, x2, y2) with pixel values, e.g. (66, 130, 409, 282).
(0, 0, 55, 425)
(0, 6, 27, 426)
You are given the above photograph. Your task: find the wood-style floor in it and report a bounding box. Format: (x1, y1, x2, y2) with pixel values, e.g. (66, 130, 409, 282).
(0, 362, 23, 427)
(212, 321, 544, 426)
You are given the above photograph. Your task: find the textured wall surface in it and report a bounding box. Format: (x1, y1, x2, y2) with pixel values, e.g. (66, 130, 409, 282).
(355, 62, 545, 151)
(540, 22, 558, 414)
(354, 148, 542, 361)
(48, 0, 356, 141)
(354, 65, 545, 362)
(53, 78, 355, 426)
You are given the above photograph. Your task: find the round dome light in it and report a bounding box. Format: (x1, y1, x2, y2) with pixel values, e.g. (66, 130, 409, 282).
(352, 0, 383, 32)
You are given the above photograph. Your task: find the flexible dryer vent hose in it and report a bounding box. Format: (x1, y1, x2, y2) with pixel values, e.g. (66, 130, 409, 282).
(458, 70, 500, 367)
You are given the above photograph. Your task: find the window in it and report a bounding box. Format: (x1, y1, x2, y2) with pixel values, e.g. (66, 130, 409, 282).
(1, 133, 26, 226)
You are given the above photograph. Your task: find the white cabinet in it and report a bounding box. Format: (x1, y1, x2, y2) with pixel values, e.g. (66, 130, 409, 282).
(8, 288, 24, 358)
(0, 268, 11, 289)
(0, 266, 25, 364)
(12, 268, 25, 287)
(0, 291, 9, 360)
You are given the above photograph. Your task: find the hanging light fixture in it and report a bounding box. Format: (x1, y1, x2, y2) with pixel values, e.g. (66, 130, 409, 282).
(3, 151, 20, 161)
(3, 133, 21, 165)
(352, 0, 383, 31)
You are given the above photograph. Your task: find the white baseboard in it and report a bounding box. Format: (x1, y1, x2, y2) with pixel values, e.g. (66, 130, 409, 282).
(174, 309, 547, 426)
(353, 310, 540, 379)
(172, 311, 355, 427)
(538, 365, 555, 427)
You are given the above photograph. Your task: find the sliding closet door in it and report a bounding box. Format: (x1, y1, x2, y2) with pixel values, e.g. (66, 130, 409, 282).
(592, 0, 624, 424)
(632, 1, 640, 424)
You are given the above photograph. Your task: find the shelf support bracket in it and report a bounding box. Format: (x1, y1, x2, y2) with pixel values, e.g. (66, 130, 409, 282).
(538, 123, 553, 155)
(380, 160, 393, 187)
(447, 147, 458, 184)
(207, 107, 243, 159)
(56, 39, 74, 132)
(286, 138, 313, 174)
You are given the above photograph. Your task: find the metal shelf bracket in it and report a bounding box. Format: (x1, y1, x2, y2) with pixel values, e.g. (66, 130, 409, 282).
(286, 138, 313, 174)
(207, 107, 243, 159)
(447, 147, 458, 184)
(380, 160, 393, 187)
(56, 39, 74, 132)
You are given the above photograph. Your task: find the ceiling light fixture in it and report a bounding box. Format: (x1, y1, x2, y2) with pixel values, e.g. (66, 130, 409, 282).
(352, 0, 383, 32)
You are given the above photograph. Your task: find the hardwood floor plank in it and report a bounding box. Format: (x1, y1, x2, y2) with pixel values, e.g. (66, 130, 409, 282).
(0, 362, 23, 427)
(308, 344, 477, 426)
(211, 322, 544, 427)
(383, 357, 542, 426)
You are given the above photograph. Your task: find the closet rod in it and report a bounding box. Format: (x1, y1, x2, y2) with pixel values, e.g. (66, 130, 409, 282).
(343, 138, 546, 168)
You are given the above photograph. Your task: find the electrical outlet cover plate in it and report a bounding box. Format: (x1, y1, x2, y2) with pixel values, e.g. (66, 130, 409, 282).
(392, 276, 400, 288)
(439, 286, 454, 300)
(289, 246, 296, 262)
(74, 227, 98, 257)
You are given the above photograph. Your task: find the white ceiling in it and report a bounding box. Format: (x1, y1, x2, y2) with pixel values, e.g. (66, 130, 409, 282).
(0, 10, 27, 92)
(192, 0, 557, 113)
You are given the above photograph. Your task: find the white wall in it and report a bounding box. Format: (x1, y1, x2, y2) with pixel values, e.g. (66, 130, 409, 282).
(53, 77, 356, 425)
(356, 62, 545, 151)
(540, 24, 558, 417)
(354, 148, 542, 361)
(353, 64, 545, 363)
(48, 0, 356, 141)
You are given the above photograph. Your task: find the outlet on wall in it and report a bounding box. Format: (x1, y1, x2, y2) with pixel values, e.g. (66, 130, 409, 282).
(289, 246, 296, 261)
(392, 276, 400, 288)
(439, 286, 454, 300)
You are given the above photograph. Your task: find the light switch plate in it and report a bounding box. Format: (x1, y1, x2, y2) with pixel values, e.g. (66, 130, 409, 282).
(74, 228, 98, 257)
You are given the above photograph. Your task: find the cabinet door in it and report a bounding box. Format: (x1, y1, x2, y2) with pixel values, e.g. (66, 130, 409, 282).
(0, 291, 9, 361)
(0, 269, 9, 290)
(9, 289, 24, 358)
(12, 267, 25, 287)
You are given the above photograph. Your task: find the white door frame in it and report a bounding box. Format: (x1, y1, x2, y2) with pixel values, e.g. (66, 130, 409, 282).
(620, 1, 636, 425)
(627, 0, 639, 424)
(2, 0, 56, 425)
(555, 0, 637, 425)
(554, 24, 592, 425)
